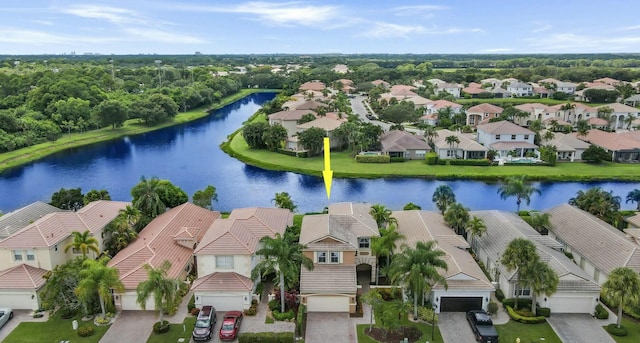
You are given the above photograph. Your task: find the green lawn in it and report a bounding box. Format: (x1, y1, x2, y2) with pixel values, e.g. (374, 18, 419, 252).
(356, 318, 443, 343)
(147, 316, 196, 343)
(605, 318, 640, 343)
(495, 320, 562, 343)
(225, 133, 640, 181)
(3, 313, 111, 343)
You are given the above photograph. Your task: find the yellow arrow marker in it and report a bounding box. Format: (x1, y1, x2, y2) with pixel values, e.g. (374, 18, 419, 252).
(322, 137, 333, 200)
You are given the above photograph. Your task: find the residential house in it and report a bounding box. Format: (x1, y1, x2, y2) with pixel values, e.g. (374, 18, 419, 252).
(625, 214, 640, 228)
(544, 204, 640, 286)
(299, 202, 379, 313)
(285, 99, 327, 111)
(476, 121, 537, 159)
(433, 129, 488, 160)
(539, 131, 591, 161)
(427, 79, 446, 86)
(436, 83, 462, 98)
(0, 263, 48, 310)
(380, 130, 431, 160)
(480, 78, 502, 88)
(514, 103, 557, 125)
(624, 94, 640, 107)
(371, 79, 390, 88)
(549, 103, 598, 123)
(299, 81, 326, 92)
(555, 81, 578, 94)
(291, 116, 346, 151)
(593, 77, 622, 86)
(0, 201, 63, 239)
(466, 103, 504, 127)
(268, 109, 317, 138)
(335, 79, 355, 93)
(490, 87, 511, 98)
(574, 129, 640, 162)
(0, 200, 128, 272)
(333, 64, 349, 74)
(108, 203, 220, 311)
(533, 87, 552, 98)
(393, 210, 494, 313)
(419, 114, 439, 126)
(424, 100, 463, 116)
(587, 117, 609, 130)
(472, 210, 600, 314)
(192, 207, 293, 311)
(507, 82, 533, 97)
(462, 86, 487, 98)
(597, 103, 640, 129)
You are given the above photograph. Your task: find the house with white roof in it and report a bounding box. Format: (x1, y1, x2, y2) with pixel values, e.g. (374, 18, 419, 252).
(539, 131, 591, 161)
(507, 82, 533, 97)
(0, 201, 63, 240)
(476, 121, 537, 159)
(433, 129, 488, 160)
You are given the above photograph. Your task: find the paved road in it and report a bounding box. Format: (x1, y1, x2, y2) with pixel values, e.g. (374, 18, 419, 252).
(547, 313, 615, 343)
(306, 312, 350, 343)
(438, 312, 477, 343)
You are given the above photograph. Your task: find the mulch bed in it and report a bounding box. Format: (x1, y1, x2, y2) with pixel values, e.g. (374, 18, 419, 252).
(364, 326, 422, 343)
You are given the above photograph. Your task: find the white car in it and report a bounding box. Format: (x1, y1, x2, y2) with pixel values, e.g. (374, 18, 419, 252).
(0, 307, 14, 330)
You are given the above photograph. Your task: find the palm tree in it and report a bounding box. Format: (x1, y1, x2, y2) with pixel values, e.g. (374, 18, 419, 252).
(597, 106, 614, 131)
(529, 212, 552, 234)
(570, 187, 621, 223)
(389, 241, 448, 320)
(120, 205, 142, 228)
(497, 175, 540, 212)
(422, 125, 438, 146)
(371, 224, 405, 268)
(626, 189, 640, 210)
(559, 103, 575, 122)
(445, 135, 460, 158)
(444, 202, 470, 236)
(602, 267, 640, 328)
(465, 216, 486, 245)
(369, 204, 397, 229)
(131, 176, 166, 221)
(501, 238, 539, 309)
(136, 260, 180, 325)
(625, 113, 636, 130)
(432, 184, 456, 215)
(65, 230, 99, 257)
(251, 233, 314, 313)
(526, 260, 558, 315)
(272, 192, 297, 212)
(542, 130, 555, 141)
(75, 256, 124, 317)
(576, 119, 590, 137)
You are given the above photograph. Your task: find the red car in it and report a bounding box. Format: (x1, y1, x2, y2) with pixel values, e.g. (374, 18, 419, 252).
(219, 311, 243, 340)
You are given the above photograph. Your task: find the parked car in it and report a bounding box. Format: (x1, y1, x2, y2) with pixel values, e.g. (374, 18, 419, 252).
(0, 307, 14, 330)
(219, 311, 243, 341)
(192, 305, 217, 341)
(366, 114, 376, 120)
(466, 310, 499, 343)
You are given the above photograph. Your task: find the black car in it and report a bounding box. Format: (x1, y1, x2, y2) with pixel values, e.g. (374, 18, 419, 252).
(466, 310, 499, 343)
(365, 114, 375, 120)
(193, 305, 217, 341)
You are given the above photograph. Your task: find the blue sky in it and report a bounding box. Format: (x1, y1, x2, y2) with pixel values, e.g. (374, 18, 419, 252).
(2, 1, 640, 55)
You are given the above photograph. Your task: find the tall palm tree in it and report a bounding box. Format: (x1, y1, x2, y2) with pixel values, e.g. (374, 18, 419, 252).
(105, 216, 138, 254)
(501, 238, 539, 309)
(119, 205, 142, 228)
(272, 192, 297, 212)
(251, 233, 314, 313)
(624, 113, 636, 130)
(371, 224, 405, 268)
(444, 202, 470, 236)
(542, 130, 555, 141)
(576, 119, 590, 137)
(529, 212, 552, 234)
(497, 175, 540, 212)
(432, 184, 456, 215)
(445, 135, 460, 158)
(75, 256, 124, 317)
(131, 176, 166, 221)
(597, 106, 614, 131)
(422, 125, 438, 146)
(389, 241, 447, 320)
(136, 260, 180, 324)
(626, 189, 640, 211)
(527, 260, 558, 315)
(465, 216, 486, 245)
(65, 230, 99, 258)
(603, 267, 640, 328)
(369, 204, 397, 229)
(570, 187, 621, 223)
(559, 103, 575, 123)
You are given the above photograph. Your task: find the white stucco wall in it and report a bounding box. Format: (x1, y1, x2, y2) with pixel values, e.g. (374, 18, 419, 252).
(196, 254, 253, 278)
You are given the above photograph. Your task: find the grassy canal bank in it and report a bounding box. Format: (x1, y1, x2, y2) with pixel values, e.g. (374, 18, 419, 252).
(0, 89, 277, 173)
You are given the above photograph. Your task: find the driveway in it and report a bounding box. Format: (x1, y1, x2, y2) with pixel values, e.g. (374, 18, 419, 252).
(438, 312, 477, 343)
(547, 313, 615, 343)
(0, 310, 49, 342)
(100, 311, 158, 343)
(306, 312, 350, 343)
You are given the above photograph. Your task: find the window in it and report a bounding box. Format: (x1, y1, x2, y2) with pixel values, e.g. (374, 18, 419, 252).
(215, 255, 234, 269)
(495, 134, 501, 140)
(26, 249, 35, 261)
(330, 251, 340, 263)
(514, 284, 531, 297)
(72, 248, 81, 255)
(415, 150, 426, 159)
(524, 135, 529, 140)
(13, 250, 23, 261)
(358, 237, 370, 249)
(317, 251, 327, 263)
(511, 134, 516, 140)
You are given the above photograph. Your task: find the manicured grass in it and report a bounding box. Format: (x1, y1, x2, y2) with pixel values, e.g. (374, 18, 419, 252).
(605, 318, 640, 343)
(356, 318, 443, 342)
(495, 320, 562, 343)
(3, 313, 110, 343)
(0, 89, 278, 173)
(147, 316, 196, 343)
(225, 133, 640, 181)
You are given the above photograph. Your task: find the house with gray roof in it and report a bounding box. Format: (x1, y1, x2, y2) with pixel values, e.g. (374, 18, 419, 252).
(506, 81, 533, 97)
(380, 130, 431, 160)
(433, 129, 488, 160)
(472, 210, 600, 314)
(539, 131, 591, 161)
(544, 204, 640, 286)
(0, 201, 63, 239)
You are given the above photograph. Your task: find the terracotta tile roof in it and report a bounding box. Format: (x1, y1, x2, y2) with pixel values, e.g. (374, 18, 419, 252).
(542, 118, 571, 126)
(467, 103, 504, 114)
(467, 82, 482, 88)
(268, 109, 317, 121)
(191, 272, 254, 292)
(390, 84, 416, 92)
(0, 201, 129, 248)
(514, 103, 554, 113)
(587, 117, 609, 126)
(289, 99, 327, 111)
(597, 103, 640, 113)
(389, 88, 418, 97)
(371, 79, 389, 87)
(463, 87, 486, 95)
(299, 81, 325, 91)
(574, 129, 640, 151)
(297, 116, 346, 132)
(431, 100, 462, 110)
(380, 130, 430, 152)
(477, 120, 533, 135)
(0, 201, 63, 239)
(533, 87, 552, 94)
(0, 263, 48, 289)
(108, 203, 220, 290)
(336, 78, 353, 86)
(593, 77, 621, 85)
(300, 264, 356, 293)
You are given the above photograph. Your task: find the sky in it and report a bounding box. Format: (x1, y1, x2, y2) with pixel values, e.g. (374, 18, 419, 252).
(2, 1, 640, 55)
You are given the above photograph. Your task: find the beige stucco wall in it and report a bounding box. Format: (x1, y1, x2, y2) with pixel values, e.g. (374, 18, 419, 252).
(197, 254, 252, 278)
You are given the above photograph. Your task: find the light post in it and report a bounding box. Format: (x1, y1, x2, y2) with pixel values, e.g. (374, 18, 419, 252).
(432, 304, 437, 341)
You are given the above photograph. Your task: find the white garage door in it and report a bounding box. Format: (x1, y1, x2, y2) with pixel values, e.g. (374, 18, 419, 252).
(0, 292, 36, 310)
(548, 296, 594, 314)
(199, 295, 244, 311)
(306, 296, 349, 312)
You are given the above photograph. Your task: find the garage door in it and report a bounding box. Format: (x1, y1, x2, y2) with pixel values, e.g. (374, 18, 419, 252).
(548, 296, 594, 314)
(306, 296, 349, 312)
(440, 297, 483, 312)
(199, 295, 244, 311)
(0, 292, 36, 310)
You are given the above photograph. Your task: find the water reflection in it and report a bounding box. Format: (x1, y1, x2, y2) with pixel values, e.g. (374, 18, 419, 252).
(298, 174, 323, 190)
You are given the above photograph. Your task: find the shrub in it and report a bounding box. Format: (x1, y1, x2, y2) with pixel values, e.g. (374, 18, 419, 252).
(355, 155, 390, 163)
(487, 302, 499, 315)
(537, 307, 551, 318)
(153, 320, 171, 334)
(417, 306, 438, 324)
(77, 326, 95, 337)
(501, 298, 533, 309)
(252, 298, 259, 306)
(59, 308, 76, 319)
(272, 309, 295, 321)
(191, 307, 200, 316)
(595, 304, 609, 319)
(243, 307, 257, 316)
(187, 294, 195, 312)
(238, 332, 295, 343)
(296, 304, 306, 337)
(268, 299, 280, 312)
(255, 282, 264, 297)
(606, 324, 628, 336)
(390, 157, 406, 162)
(506, 305, 546, 324)
(437, 159, 448, 165)
(448, 159, 491, 166)
(425, 152, 438, 165)
(495, 289, 505, 302)
(374, 287, 402, 301)
(95, 315, 111, 325)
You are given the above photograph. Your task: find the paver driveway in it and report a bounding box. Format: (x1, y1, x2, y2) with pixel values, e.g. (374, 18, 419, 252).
(100, 311, 157, 343)
(547, 313, 615, 343)
(438, 312, 477, 343)
(306, 312, 350, 343)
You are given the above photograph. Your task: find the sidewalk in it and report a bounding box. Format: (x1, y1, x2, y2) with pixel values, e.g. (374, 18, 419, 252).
(164, 290, 192, 324)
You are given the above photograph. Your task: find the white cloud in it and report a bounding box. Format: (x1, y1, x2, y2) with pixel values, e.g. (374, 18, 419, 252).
(392, 5, 448, 16)
(532, 24, 552, 33)
(32, 20, 54, 26)
(617, 25, 640, 31)
(61, 4, 151, 26)
(360, 22, 425, 38)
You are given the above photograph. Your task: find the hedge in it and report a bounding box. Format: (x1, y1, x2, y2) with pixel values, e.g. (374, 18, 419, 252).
(495, 289, 505, 302)
(272, 309, 295, 321)
(425, 152, 438, 165)
(187, 294, 196, 312)
(296, 304, 306, 337)
(355, 155, 390, 163)
(505, 305, 546, 324)
(448, 159, 491, 166)
(537, 307, 551, 318)
(595, 304, 609, 319)
(390, 157, 407, 162)
(77, 326, 95, 337)
(606, 324, 628, 336)
(153, 320, 171, 334)
(501, 298, 533, 309)
(238, 332, 295, 343)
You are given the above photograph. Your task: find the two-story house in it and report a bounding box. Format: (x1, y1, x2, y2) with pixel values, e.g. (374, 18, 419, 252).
(506, 81, 533, 97)
(268, 109, 317, 138)
(436, 83, 462, 98)
(466, 103, 504, 127)
(299, 203, 379, 313)
(192, 207, 293, 311)
(0, 201, 63, 240)
(476, 121, 537, 160)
